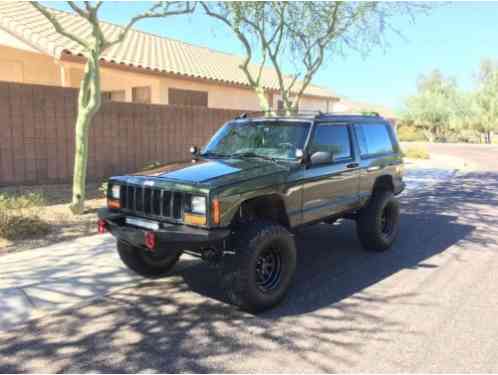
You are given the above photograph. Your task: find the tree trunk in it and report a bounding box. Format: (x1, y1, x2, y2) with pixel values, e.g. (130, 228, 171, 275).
(254, 86, 272, 114)
(423, 129, 435, 143)
(69, 50, 101, 214)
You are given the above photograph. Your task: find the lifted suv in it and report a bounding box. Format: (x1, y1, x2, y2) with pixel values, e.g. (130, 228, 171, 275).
(98, 113, 405, 312)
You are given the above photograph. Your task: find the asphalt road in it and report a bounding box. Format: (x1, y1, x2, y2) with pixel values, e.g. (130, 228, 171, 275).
(1, 158, 497, 371)
(420, 142, 498, 171)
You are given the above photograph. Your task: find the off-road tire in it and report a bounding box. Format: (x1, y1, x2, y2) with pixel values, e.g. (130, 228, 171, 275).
(223, 221, 297, 313)
(117, 240, 181, 278)
(357, 190, 400, 252)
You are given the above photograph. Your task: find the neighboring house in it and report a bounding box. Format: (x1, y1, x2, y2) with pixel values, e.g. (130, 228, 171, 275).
(0, 2, 337, 112)
(334, 97, 398, 125)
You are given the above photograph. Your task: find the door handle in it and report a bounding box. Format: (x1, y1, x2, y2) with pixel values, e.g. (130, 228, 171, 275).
(346, 162, 359, 169)
(367, 165, 383, 172)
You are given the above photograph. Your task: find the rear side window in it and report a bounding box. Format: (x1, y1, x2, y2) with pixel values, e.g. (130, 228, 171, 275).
(310, 125, 352, 160)
(355, 124, 394, 157)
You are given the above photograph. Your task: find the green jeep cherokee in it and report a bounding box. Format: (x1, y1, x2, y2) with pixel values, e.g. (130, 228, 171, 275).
(98, 113, 405, 312)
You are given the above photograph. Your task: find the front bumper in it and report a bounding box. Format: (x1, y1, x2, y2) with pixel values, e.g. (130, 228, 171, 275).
(98, 208, 230, 253)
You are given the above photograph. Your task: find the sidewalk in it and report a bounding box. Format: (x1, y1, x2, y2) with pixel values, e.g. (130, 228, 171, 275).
(0, 161, 460, 332)
(0, 234, 140, 331)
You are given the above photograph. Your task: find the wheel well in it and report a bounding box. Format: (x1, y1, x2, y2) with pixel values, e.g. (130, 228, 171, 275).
(373, 175, 394, 194)
(235, 195, 290, 228)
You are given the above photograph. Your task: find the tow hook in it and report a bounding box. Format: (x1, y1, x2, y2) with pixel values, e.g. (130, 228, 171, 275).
(144, 231, 156, 251)
(201, 248, 223, 263)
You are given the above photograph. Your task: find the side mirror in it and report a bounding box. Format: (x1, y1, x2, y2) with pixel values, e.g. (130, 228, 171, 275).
(295, 149, 304, 159)
(190, 145, 198, 155)
(310, 151, 333, 165)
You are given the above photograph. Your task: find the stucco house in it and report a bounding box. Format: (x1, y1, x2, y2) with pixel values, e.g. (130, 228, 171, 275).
(334, 97, 398, 125)
(0, 2, 338, 112)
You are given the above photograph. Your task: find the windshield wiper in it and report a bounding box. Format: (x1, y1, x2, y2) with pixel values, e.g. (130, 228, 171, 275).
(230, 152, 277, 162)
(200, 151, 230, 159)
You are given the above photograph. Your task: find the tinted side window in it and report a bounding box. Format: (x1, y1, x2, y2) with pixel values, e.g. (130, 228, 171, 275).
(310, 125, 352, 160)
(355, 124, 394, 156)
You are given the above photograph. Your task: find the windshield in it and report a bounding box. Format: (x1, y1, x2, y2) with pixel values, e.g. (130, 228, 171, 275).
(201, 121, 311, 160)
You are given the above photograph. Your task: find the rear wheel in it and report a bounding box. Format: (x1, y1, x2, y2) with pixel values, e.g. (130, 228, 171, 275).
(223, 221, 297, 313)
(357, 190, 400, 252)
(117, 240, 181, 278)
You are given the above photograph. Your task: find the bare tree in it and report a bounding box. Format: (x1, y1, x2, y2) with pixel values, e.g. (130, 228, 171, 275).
(31, 1, 194, 214)
(202, 2, 429, 115)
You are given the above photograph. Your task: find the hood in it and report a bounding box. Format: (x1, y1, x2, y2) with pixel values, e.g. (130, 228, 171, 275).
(135, 158, 289, 187)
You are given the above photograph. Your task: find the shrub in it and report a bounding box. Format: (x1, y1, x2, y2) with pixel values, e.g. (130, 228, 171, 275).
(397, 126, 426, 142)
(0, 192, 50, 241)
(0, 214, 50, 241)
(99, 181, 108, 197)
(0, 192, 46, 210)
(402, 145, 430, 160)
(143, 161, 164, 170)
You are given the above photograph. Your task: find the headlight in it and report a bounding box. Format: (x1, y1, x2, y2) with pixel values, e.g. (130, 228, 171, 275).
(110, 184, 121, 200)
(191, 196, 206, 214)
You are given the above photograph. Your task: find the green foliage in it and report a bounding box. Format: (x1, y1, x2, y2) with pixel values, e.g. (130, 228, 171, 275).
(0, 192, 50, 241)
(401, 60, 498, 144)
(402, 145, 430, 160)
(400, 69, 460, 142)
(397, 126, 426, 142)
(0, 192, 46, 210)
(99, 181, 108, 197)
(143, 161, 165, 171)
(204, 2, 428, 114)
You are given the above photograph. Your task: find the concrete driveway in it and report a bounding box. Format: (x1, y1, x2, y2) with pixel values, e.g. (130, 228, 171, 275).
(0, 155, 497, 372)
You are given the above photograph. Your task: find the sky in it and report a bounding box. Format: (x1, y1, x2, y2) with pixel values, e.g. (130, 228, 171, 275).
(44, 1, 498, 112)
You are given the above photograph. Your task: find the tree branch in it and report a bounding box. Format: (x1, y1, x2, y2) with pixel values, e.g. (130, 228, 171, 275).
(103, 2, 195, 50)
(31, 2, 89, 48)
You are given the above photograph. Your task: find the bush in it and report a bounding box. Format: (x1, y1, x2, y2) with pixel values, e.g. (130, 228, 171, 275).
(0, 192, 46, 210)
(0, 214, 50, 241)
(402, 145, 430, 160)
(397, 126, 426, 142)
(99, 181, 108, 197)
(0, 192, 50, 241)
(143, 161, 164, 171)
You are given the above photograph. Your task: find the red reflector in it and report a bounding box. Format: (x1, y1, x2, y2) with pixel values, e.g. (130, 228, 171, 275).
(97, 219, 107, 234)
(145, 231, 156, 250)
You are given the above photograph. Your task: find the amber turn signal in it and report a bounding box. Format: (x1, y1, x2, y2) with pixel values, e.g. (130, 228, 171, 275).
(211, 199, 221, 225)
(184, 213, 207, 226)
(108, 198, 121, 209)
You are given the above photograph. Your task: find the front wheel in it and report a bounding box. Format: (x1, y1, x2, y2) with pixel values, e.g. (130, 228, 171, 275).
(357, 191, 400, 252)
(117, 240, 181, 278)
(223, 221, 297, 313)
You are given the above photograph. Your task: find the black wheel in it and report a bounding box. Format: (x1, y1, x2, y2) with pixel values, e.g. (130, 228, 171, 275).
(223, 221, 297, 313)
(357, 190, 400, 252)
(117, 240, 181, 278)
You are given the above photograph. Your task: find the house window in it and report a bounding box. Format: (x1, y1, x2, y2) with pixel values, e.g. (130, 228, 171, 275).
(132, 86, 151, 104)
(169, 88, 208, 107)
(102, 90, 126, 102)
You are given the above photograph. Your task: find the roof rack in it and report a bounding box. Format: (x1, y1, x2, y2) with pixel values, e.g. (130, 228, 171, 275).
(234, 110, 381, 120)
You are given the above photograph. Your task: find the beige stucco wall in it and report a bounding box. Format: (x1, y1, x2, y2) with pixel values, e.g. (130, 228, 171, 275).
(0, 44, 63, 86)
(0, 38, 332, 111)
(158, 76, 263, 111)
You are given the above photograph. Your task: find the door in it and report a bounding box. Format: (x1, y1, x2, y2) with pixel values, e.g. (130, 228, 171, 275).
(302, 124, 360, 223)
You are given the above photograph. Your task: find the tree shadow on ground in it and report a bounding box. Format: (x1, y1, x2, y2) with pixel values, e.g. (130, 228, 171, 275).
(0, 171, 496, 372)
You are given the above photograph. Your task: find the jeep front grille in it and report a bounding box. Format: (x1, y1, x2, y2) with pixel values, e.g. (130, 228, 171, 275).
(119, 184, 191, 222)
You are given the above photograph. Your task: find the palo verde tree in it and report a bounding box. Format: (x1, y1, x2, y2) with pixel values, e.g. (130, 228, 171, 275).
(31, 1, 194, 214)
(473, 59, 498, 143)
(401, 70, 460, 142)
(202, 2, 429, 115)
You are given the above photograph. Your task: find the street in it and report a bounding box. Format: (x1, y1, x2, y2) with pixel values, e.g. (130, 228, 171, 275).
(0, 148, 497, 372)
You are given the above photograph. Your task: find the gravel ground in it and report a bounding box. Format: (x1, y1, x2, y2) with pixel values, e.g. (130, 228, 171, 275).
(0, 183, 105, 253)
